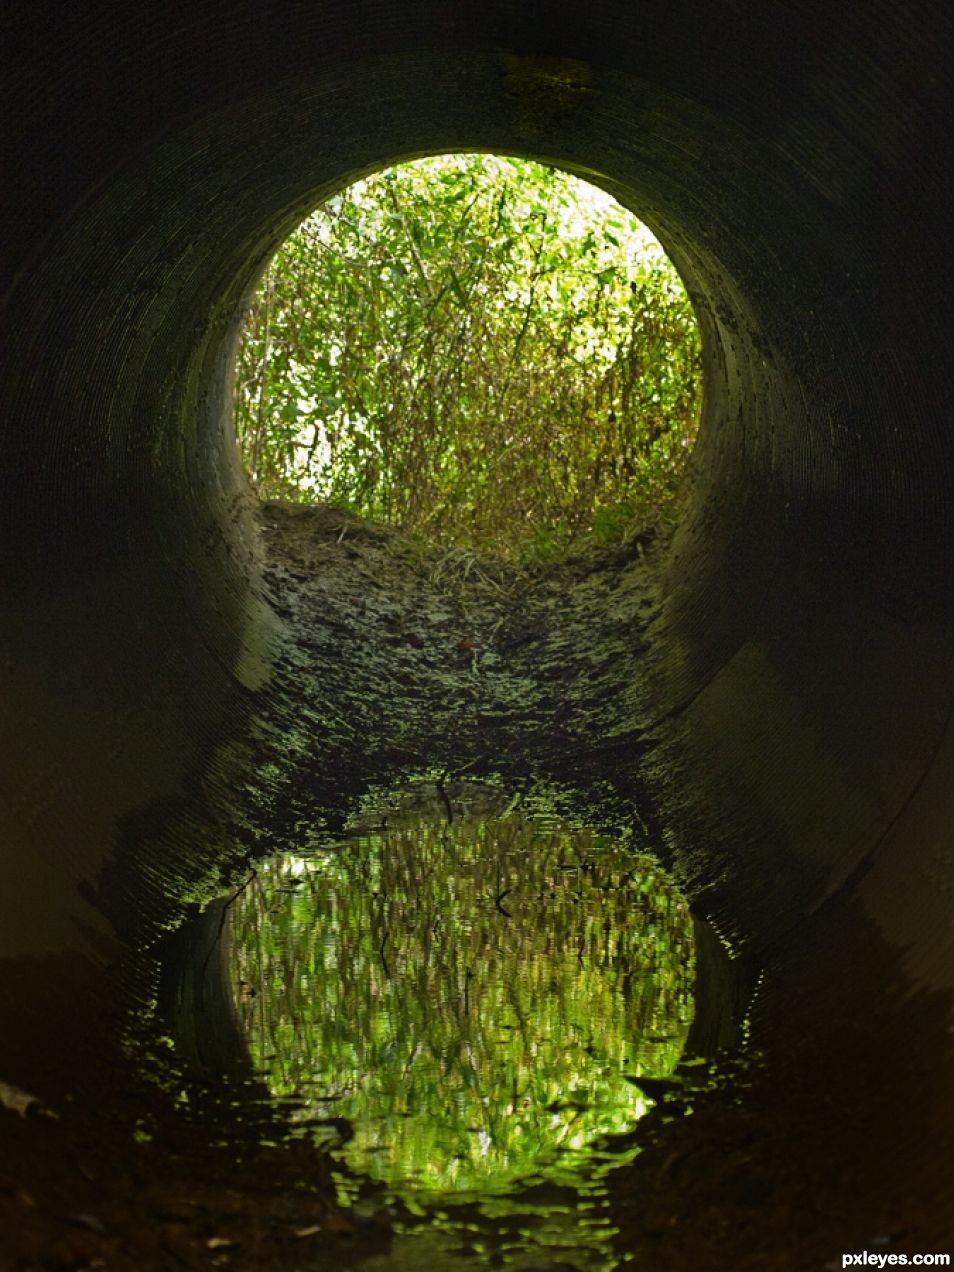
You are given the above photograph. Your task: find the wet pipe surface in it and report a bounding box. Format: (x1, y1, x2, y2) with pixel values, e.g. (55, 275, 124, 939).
(213, 782, 725, 1270)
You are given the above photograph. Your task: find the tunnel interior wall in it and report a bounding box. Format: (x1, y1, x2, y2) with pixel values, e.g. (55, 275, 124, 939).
(1, 0, 953, 1245)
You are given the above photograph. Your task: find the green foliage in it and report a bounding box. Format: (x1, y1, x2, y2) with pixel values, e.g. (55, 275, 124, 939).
(228, 804, 695, 1197)
(233, 155, 702, 559)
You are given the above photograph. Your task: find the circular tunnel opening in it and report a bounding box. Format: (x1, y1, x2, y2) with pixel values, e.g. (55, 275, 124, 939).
(232, 154, 703, 562)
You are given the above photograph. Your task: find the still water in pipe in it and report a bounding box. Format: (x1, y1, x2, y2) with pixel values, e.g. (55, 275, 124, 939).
(219, 784, 714, 1268)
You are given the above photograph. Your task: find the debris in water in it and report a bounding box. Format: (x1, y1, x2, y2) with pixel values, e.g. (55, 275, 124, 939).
(0, 1080, 57, 1120)
(64, 1212, 106, 1234)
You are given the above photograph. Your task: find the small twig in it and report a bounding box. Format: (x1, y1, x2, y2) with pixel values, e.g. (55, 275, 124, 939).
(435, 771, 454, 825)
(386, 182, 435, 301)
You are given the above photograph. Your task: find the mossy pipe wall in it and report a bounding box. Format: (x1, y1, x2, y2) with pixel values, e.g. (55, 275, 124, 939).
(1, 0, 952, 1246)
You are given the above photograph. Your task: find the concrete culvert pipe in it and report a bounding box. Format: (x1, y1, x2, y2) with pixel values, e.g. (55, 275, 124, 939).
(1, 1, 952, 1267)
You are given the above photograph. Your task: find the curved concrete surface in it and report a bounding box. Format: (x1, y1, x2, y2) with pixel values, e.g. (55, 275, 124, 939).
(1, 0, 952, 1264)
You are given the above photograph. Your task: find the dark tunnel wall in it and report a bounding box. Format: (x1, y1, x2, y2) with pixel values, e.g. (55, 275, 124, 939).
(1, 0, 953, 1255)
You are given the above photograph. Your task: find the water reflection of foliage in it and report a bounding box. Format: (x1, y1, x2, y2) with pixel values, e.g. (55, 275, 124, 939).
(229, 809, 695, 1195)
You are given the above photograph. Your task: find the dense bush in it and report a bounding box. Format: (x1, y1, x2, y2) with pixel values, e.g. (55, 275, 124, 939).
(234, 155, 702, 559)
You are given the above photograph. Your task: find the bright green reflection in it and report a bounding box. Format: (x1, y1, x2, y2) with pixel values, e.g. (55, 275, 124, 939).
(228, 792, 695, 1197)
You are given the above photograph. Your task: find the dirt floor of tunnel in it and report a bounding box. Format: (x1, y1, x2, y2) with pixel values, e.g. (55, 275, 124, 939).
(240, 500, 671, 835)
(2, 504, 952, 1270)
